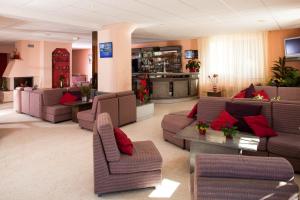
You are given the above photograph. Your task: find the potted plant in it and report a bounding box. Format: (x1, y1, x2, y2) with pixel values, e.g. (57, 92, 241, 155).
(80, 85, 91, 102)
(59, 75, 65, 88)
(196, 121, 209, 135)
(268, 56, 300, 87)
(138, 79, 149, 104)
(186, 59, 201, 72)
(221, 123, 239, 139)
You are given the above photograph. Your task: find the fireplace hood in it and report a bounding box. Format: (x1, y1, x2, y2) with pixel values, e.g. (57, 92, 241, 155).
(2, 59, 38, 78)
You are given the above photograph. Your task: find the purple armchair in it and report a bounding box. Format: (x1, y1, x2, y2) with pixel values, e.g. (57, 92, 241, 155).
(93, 113, 162, 195)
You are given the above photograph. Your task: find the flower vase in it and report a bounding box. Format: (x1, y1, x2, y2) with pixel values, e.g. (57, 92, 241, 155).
(198, 128, 206, 135)
(212, 85, 217, 92)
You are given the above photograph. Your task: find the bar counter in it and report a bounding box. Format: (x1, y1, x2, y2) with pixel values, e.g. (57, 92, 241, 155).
(132, 72, 199, 100)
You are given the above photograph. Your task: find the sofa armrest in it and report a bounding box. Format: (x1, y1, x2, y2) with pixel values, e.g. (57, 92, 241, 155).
(195, 154, 294, 181)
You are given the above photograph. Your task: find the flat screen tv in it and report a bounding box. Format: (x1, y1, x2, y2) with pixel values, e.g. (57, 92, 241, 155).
(285, 37, 300, 58)
(185, 50, 198, 59)
(99, 42, 113, 58)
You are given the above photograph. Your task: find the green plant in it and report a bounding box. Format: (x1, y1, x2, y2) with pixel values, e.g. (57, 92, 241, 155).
(221, 124, 238, 138)
(80, 85, 91, 97)
(268, 56, 300, 87)
(196, 121, 209, 135)
(186, 59, 201, 71)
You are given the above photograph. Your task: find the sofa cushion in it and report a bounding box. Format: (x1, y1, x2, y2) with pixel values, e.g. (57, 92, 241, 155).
(268, 133, 300, 159)
(43, 105, 71, 115)
(226, 102, 262, 133)
(77, 109, 94, 122)
(187, 103, 198, 118)
(245, 83, 255, 98)
(161, 114, 195, 133)
(278, 87, 300, 101)
(169, 110, 190, 116)
(254, 86, 277, 99)
(244, 115, 277, 137)
(59, 92, 77, 104)
(233, 90, 246, 98)
(114, 128, 133, 155)
(109, 141, 162, 174)
(211, 111, 238, 131)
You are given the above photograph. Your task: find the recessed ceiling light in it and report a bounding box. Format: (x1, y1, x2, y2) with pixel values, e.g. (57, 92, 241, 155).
(257, 19, 265, 23)
(73, 36, 80, 41)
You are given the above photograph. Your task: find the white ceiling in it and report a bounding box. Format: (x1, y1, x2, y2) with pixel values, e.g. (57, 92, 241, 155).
(0, 0, 300, 47)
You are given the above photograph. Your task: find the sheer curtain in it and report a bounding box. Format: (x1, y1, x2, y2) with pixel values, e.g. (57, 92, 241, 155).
(199, 32, 269, 97)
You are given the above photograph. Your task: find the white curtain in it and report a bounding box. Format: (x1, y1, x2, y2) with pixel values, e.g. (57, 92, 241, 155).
(199, 32, 269, 97)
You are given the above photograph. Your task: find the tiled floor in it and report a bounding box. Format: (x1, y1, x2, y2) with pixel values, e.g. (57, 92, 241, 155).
(0, 101, 299, 200)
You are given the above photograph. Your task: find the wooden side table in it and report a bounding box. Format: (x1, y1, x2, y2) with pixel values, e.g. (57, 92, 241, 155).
(207, 91, 222, 97)
(63, 100, 93, 122)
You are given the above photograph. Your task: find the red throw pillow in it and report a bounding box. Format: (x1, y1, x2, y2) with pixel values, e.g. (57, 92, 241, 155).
(233, 90, 246, 98)
(59, 92, 77, 104)
(114, 128, 133, 155)
(187, 103, 198, 118)
(253, 90, 270, 100)
(244, 115, 277, 137)
(211, 111, 238, 131)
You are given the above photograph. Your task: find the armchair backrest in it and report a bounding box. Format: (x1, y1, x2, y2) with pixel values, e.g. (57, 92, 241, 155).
(96, 113, 120, 162)
(42, 88, 66, 106)
(96, 94, 119, 127)
(272, 101, 300, 135)
(197, 97, 231, 123)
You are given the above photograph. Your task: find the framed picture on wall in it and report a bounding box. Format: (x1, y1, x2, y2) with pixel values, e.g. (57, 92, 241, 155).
(99, 42, 113, 58)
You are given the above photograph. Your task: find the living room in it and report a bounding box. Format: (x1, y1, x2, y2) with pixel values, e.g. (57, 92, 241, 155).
(0, 0, 300, 200)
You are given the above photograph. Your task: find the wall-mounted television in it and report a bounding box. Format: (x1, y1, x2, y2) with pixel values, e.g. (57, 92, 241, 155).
(99, 42, 113, 58)
(185, 50, 198, 59)
(285, 37, 300, 58)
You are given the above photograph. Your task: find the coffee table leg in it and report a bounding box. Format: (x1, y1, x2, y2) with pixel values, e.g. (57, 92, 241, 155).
(189, 141, 240, 173)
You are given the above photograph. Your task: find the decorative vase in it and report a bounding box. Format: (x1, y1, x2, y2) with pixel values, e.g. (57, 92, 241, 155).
(82, 96, 87, 102)
(212, 85, 217, 92)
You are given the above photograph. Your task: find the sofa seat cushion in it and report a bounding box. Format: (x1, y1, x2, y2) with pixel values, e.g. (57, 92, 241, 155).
(161, 114, 195, 133)
(43, 105, 71, 115)
(168, 110, 190, 116)
(77, 109, 94, 122)
(109, 141, 162, 174)
(268, 133, 300, 159)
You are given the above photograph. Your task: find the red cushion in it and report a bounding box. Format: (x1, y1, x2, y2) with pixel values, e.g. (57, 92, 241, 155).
(114, 128, 133, 155)
(59, 92, 77, 104)
(187, 103, 198, 118)
(211, 111, 238, 130)
(244, 115, 277, 137)
(253, 90, 270, 100)
(233, 90, 246, 98)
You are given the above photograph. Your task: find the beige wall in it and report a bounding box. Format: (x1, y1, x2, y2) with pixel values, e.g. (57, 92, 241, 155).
(268, 28, 300, 73)
(132, 39, 198, 72)
(98, 23, 135, 92)
(72, 49, 92, 80)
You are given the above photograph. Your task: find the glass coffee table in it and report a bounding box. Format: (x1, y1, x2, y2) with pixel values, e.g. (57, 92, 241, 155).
(177, 125, 260, 172)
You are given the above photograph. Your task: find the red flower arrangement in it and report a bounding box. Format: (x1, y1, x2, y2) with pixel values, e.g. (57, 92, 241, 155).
(138, 79, 149, 104)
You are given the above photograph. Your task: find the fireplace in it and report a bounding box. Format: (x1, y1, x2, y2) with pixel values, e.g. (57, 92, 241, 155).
(14, 77, 33, 88)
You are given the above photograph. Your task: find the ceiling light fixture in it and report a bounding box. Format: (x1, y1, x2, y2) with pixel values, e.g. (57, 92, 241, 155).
(73, 36, 80, 41)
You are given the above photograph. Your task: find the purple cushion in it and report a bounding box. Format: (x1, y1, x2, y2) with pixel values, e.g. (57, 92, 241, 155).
(225, 102, 262, 133)
(245, 84, 255, 98)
